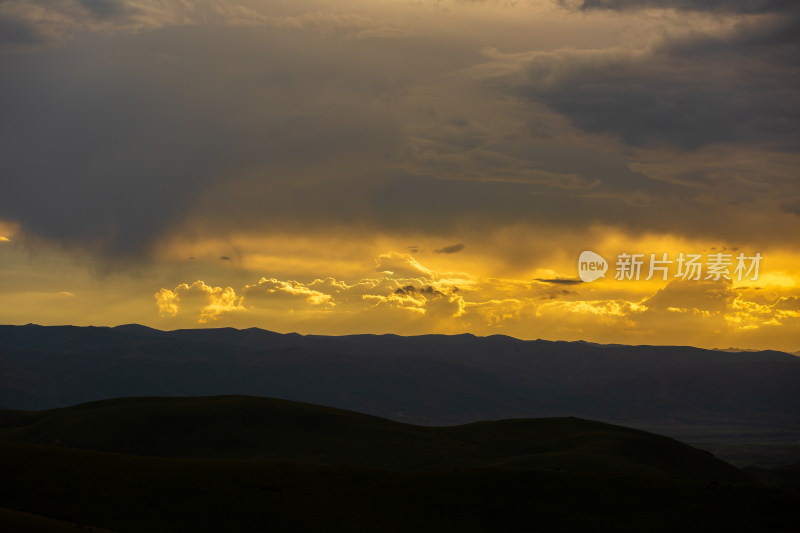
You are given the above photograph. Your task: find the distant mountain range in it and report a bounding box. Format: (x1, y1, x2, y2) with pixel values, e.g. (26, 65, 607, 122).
(1, 324, 798, 466)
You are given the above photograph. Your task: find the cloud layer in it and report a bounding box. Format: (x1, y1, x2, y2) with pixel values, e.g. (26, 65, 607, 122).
(1, 0, 797, 263)
(0, 0, 797, 349)
(151, 251, 800, 350)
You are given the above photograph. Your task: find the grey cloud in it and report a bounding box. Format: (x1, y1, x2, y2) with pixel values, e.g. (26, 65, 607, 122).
(0, 0, 147, 49)
(402, 116, 597, 190)
(495, 1, 800, 151)
(0, 0, 411, 51)
(394, 285, 449, 297)
(1, 0, 798, 273)
(535, 278, 582, 285)
(477, 18, 799, 150)
(77, 0, 132, 18)
(434, 243, 465, 254)
(568, 0, 797, 13)
(0, 21, 508, 265)
(780, 198, 800, 216)
(0, 26, 404, 263)
(661, 16, 800, 63)
(0, 17, 39, 45)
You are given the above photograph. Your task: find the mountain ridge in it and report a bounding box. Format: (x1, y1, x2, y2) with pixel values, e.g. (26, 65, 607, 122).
(1, 324, 798, 467)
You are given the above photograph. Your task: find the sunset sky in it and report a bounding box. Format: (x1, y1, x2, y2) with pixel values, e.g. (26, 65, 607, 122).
(1, 0, 798, 351)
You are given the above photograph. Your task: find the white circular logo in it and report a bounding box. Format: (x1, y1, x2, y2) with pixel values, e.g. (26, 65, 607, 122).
(578, 251, 608, 282)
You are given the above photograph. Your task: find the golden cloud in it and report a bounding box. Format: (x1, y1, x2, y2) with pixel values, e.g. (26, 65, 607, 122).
(155, 281, 244, 323)
(150, 249, 798, 351)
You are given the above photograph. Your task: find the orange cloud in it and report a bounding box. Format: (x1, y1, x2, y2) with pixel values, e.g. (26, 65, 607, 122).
(155, 281, 244, 323)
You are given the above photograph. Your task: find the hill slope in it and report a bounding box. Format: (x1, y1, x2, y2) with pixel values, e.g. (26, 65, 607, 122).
(0, 396, 798, 532)
(0, 395, 745, 481)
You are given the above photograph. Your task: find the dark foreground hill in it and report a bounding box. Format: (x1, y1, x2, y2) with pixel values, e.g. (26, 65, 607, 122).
(0, 396, 798, 532)
(0, 395, 745, 480)
(1, 324, 799, 466)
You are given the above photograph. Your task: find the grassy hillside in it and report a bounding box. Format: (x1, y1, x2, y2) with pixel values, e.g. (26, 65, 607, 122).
(0, 396, 797, 532)
(0, 395, 745, 481)
(0, 507, 115, 533)
(2, 442, 798, 533)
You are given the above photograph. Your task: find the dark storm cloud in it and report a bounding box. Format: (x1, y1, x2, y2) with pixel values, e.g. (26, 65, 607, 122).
(472, 0, 799, 151)
(1, 0, 798, 272)
(780, 198, 800, 216)
(434, 243, 466, 254)
(0, 17, 39, 45)
(0, 15, 501, 265)
(0, 25, 414, 263)
(0, 0, 146, 50)
(0, 36, 238, 259)
(569, 0, 797, 14)
(13, 2, 663, 264)
(394, 285, 449, 298)
(77, 0, 132, 18)
(483, 20, 800, 150)
(535, 278, 582, 285)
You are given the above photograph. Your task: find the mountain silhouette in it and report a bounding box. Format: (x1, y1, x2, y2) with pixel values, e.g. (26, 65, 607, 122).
(1, 324, 798, 466)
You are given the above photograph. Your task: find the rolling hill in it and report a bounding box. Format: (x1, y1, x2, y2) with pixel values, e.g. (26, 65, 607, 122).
(0, 395, 746, 480)
(0, 396, 798, 532)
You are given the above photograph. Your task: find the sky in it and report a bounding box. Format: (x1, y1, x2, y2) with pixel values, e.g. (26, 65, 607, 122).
(0, 0, 798, 351)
